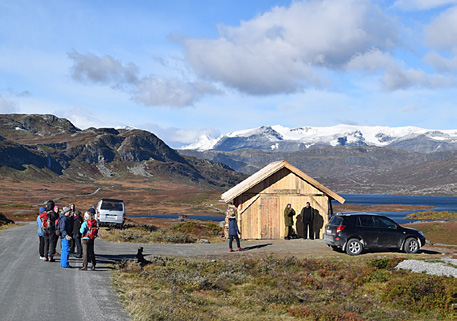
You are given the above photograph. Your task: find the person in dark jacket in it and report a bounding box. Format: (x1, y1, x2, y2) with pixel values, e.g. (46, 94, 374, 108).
(43, 200, 58, 262)
(69, 203, 76, 253)
(300, 202, 314, 240)
(283, 204, 295, 240)
(37, 207, 46, 260)
(72, 209, 84, 258)
(228, 212, 243, 252)
(313, 211, 324, 239)
(58, 207, 73, 268)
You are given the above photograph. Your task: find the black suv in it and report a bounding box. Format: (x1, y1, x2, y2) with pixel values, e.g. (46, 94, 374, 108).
(323, 212, 426, 255)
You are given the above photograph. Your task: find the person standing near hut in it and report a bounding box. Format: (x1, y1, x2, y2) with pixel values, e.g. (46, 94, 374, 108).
(283, 204, 296, 240)
(300, 202, 314, 240)
(228, 212, 243, 252)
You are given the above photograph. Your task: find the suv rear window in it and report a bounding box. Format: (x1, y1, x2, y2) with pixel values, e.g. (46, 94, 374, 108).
(329, 216, 343, 225)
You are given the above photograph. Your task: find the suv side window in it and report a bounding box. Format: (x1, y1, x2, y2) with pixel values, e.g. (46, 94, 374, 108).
(359, 216, 375, 227)
(342, 216, 357, 226)
(374, 216, 397, 229)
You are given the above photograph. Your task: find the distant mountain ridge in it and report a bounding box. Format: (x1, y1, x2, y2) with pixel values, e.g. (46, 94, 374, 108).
(182, 124, 457, 153)
(179, 124, 457, 195)
(0, 114, 245, 189)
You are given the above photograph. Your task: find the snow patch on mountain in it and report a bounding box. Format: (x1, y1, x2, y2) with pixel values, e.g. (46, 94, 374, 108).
(181, 124, 457, 152)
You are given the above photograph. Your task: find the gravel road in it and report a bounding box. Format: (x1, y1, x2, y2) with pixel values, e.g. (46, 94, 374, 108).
(1, 223, 454, 321)
(0, 223, 129, 321)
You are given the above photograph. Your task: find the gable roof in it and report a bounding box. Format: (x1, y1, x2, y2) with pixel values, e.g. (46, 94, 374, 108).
(221, 160, 345, 204)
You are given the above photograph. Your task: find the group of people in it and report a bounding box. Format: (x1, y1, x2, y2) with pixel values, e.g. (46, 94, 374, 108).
(284, 202, 323, 240)
(37, 200, 97, 270)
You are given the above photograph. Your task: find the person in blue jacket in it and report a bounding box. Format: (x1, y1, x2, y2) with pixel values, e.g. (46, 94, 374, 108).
(58, 207, 73, 268)
(37, 207, 46, 260)
(228, 211, 243, 252)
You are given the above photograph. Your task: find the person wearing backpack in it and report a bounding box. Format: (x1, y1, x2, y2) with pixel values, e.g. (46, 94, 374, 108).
(58, 207, 73, 268)
(79, 208, 98, 271)
(37, 207, 46, 260)
(43, 200, 58, 262)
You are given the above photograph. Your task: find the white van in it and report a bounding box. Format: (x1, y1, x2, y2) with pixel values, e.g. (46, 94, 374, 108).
(95, 199, 125, 227)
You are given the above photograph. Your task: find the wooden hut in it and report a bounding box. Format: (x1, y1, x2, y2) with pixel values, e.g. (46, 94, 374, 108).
(221, 160, 345, 239)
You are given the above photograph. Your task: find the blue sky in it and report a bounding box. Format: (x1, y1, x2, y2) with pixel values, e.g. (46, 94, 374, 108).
(1, 0, 457, 148)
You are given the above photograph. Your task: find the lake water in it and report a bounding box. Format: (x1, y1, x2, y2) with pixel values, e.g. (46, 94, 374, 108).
(337, 194, 457, 224)
(127, 194, 457, 225)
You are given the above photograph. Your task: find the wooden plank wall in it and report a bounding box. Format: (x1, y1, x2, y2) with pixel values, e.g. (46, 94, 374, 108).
(235, 168, 330, 239)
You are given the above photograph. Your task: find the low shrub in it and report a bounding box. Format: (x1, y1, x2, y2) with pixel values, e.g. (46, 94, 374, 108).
(101, 220, 222, 244)
(169, 221, 222, 238)
(367, 257, 403, 270)
(100, 227, 197, 244)
(113, 255, 456, 321)
(382, 273, 456, 316)
(406, 210, 457, 220)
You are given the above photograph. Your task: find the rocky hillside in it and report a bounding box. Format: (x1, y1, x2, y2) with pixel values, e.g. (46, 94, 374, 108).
(0, 114, 245, 189)
(180, 147, 457, 195)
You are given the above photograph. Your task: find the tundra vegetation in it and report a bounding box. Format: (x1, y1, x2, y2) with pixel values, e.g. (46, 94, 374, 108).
(100, 220, 224, 244)
(406, 210, 457, 221)
(113, 255, 456, 321)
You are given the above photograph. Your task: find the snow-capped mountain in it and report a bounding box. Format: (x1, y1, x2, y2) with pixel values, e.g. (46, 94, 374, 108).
(181, 125, 457, 153)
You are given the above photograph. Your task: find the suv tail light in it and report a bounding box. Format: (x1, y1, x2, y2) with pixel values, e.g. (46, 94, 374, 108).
(336, 225, 346, 233)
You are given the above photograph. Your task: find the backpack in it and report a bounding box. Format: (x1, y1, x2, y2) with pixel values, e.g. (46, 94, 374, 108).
(40, 211, 51, 232)
(55, 217, 61, 236)
(84, 219, 99, 240)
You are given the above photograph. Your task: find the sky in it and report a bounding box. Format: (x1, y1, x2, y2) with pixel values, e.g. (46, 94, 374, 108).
(1, 0, 457, 148)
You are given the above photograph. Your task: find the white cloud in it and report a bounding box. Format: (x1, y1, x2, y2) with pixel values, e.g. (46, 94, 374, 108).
(69, 51, 219, 107)
(346, 49, 396, 72)
(424, 51, 457, 71)
(140, 122, 220, 148)
(57, 106, 100, 130)
(423, 6, 457, 74)
(393, 0, 457, 10)
(424, 6, 457, 50)
(183, 0, 398, 95)
(0, 94, 18, 113)
(132, 76, 219, 107)
(68, 50, 139, 86)
(382, 66, 456, 90)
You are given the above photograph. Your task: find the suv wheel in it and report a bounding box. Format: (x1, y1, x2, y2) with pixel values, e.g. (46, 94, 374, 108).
(404, 238, 419, 253)
(346, 239, 363, 256)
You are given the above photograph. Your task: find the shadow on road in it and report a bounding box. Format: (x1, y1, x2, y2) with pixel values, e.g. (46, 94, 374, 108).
(242, 243, 272, 251)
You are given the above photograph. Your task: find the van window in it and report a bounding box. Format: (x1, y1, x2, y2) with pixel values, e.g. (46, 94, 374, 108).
(101, 200, 123, 211)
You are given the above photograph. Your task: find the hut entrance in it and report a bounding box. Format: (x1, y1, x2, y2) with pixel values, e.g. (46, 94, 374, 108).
(260, 197, 280, 239)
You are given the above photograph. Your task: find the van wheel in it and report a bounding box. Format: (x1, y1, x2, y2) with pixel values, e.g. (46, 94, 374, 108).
(346, 239, 362, 256)
(404, 238, 419, 253)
